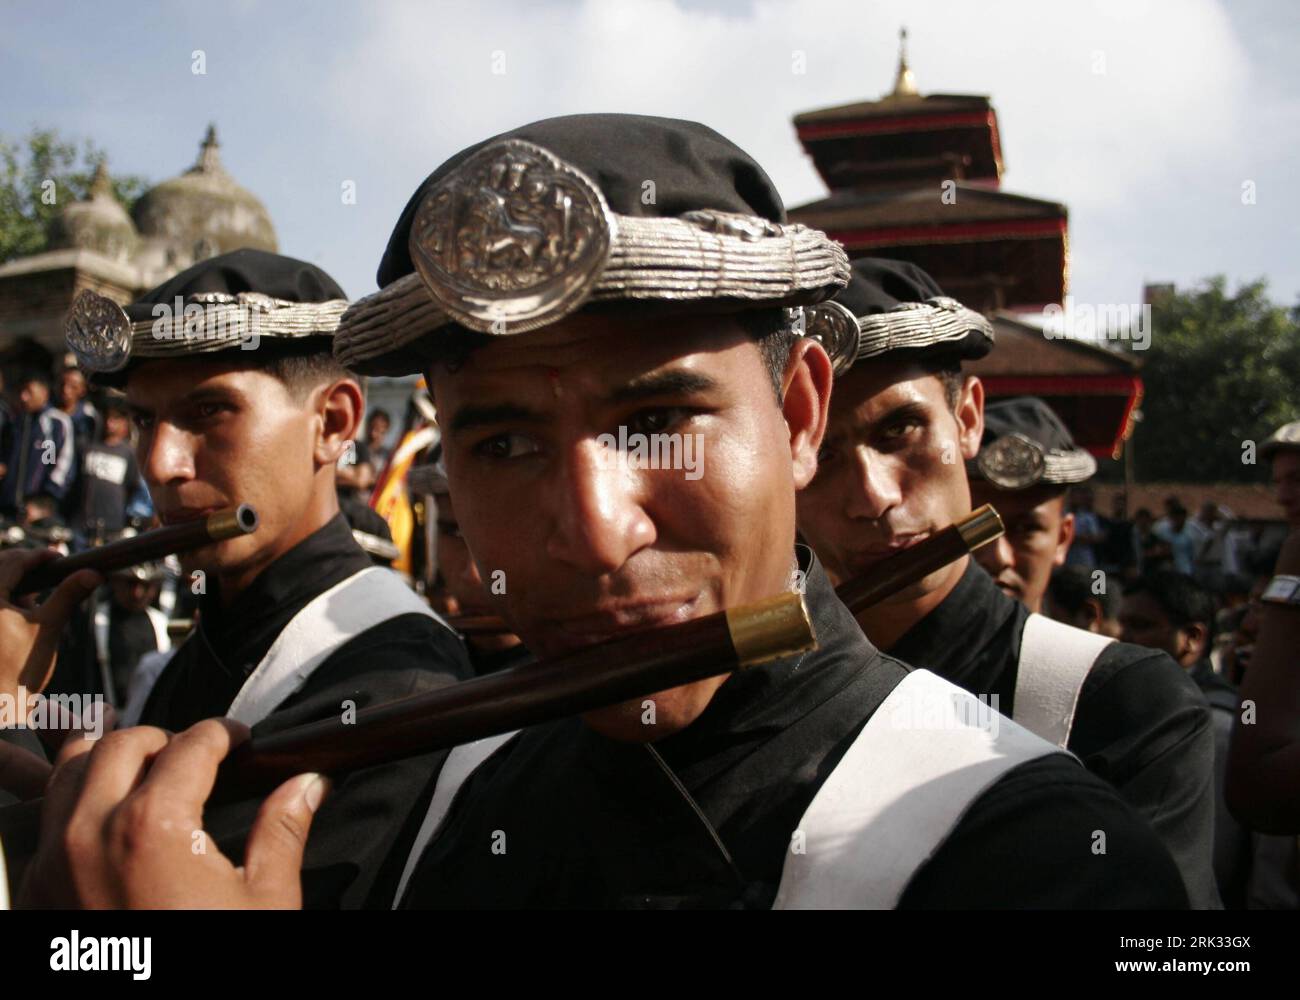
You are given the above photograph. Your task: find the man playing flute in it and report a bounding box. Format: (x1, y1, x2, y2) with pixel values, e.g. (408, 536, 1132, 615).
(1, 249, 470, 907)
(7, 116, 1185, 909)
(792, 259, 1219, 907)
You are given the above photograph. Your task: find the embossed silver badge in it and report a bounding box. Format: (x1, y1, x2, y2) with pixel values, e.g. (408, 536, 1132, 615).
(978, 432, 1047, 490)
(65, 290, 132, 373)
(408, 138, 615, 335)
(804, 301, 860, 375)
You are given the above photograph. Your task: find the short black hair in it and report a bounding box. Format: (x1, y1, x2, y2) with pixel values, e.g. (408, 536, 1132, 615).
(19, 369, 51, 389)
(1126, 570, 1216, 630)
(368, 408, 392, 426)
(736, 308, 797, 402)
(257, 338, 352, 400)
(1049, 564, 1122, 619)
(23, 492, 57, 516)
(927, 361, 964, 411)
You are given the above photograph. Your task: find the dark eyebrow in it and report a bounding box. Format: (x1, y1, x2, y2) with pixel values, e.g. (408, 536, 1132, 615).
(188, 385, 244, 405)
(448, 402, 545, 435)
(871, 400, 930, 432)
(126, 384, 246, 420)
(607, 370, 720, 406)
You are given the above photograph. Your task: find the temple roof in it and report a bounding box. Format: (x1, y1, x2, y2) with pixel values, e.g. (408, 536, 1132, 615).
(131, 125, 277, 271)
(47, 161, 138, 263)
(790, 183, 1064, 232)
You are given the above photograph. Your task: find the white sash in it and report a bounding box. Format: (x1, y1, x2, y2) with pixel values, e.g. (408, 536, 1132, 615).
(391, 671, 1063, 910)
(226, 567, 447, 727)
(772, 670, 1061, 909)
(391, 731, 518, 908)
(1014, 613, 1114, 748)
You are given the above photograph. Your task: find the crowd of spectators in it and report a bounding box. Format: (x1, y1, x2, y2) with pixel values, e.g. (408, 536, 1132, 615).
(1048, 477, 1298, 909)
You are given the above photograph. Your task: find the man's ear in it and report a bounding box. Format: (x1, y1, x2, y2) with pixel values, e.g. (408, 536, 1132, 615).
(314, 378, 365, 467)
(956, 375, 985, 460)
(1182, 622, 1209, 660)
(1083, 596, 1105, 633)
(781, 337, 833, 490)
(1054, 506, 1076, 567)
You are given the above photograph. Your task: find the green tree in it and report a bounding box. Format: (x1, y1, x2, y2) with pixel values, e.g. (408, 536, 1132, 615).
(1129, 277, 1300, 482)
(0, 128, 150, 263)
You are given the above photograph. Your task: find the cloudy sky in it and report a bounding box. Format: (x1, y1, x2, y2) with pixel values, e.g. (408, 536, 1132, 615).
(3, 0, 1296, 312)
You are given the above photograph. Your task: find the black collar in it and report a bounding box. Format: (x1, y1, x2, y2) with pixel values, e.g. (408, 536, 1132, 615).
(889, 559, 1022, 686)
(198, 511, 372, 664)
(653, 547, 885, 766)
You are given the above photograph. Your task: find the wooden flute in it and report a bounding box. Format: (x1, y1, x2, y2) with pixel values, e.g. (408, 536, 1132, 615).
(212, 504, 1003, 799)
(12, 505, 259, 596)
(0, 505, 1002, 865)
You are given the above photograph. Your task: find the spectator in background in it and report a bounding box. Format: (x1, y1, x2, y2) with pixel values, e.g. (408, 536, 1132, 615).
(1215, 597, 1260, 686)
(57, 364, 99, 449)
(20, 491, 69, 538)
(1267, 421, 1300, 529)
(366, 408, 393, 474)
(1225, 421, 1300, 843)
(53, 561, 170, 708)
(74, 395, 139, 545)
(1064, 484, 1104, 569)
(1098, 490, 1136, 577)
(1156, 500, 1198, 575)
(0, 370, 76, 518)
(1133, 506, 1171, 575)
(1044, 563, 1122, 637)
(1118, 571, 1253, 907)
(1193, 501, 1230, 592)
(335, 428, 376, 516)
(425, 459, 529, 677)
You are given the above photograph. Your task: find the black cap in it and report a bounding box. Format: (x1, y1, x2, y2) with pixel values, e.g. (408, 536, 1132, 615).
(378, 114, 786, 289)
(335, 114, 849, 376)
(127, 249, 345, 322)
(972, 397, 1096, 490)
(66, 249, 349, 380)
(805, 257, 994, 375)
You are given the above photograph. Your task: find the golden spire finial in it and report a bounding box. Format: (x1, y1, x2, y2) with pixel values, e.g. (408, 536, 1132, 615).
(193, 123, 227, 175)
(88, 159, 112, 199)
(890, 26, 919, 98)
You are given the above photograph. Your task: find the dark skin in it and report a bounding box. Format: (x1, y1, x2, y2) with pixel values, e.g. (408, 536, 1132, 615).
(125, 358, 363, 600)
(58, 370, 88, 413)
(795, 361, 982, 650)
(1117, 591, 1207, 667)
(101, 410, 130, 446)
(1, 356, 363, 767)
(18, 380, 49, 415)
(1272, 451, 1300, 528)
(431, 312, 831, 741)
(968, 484, 1075, 614)
(433, 490, 522, 655)
(367, 413, 391, 452)
(2, 308, 835, 906)
(1225, 452, 1300, 831)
